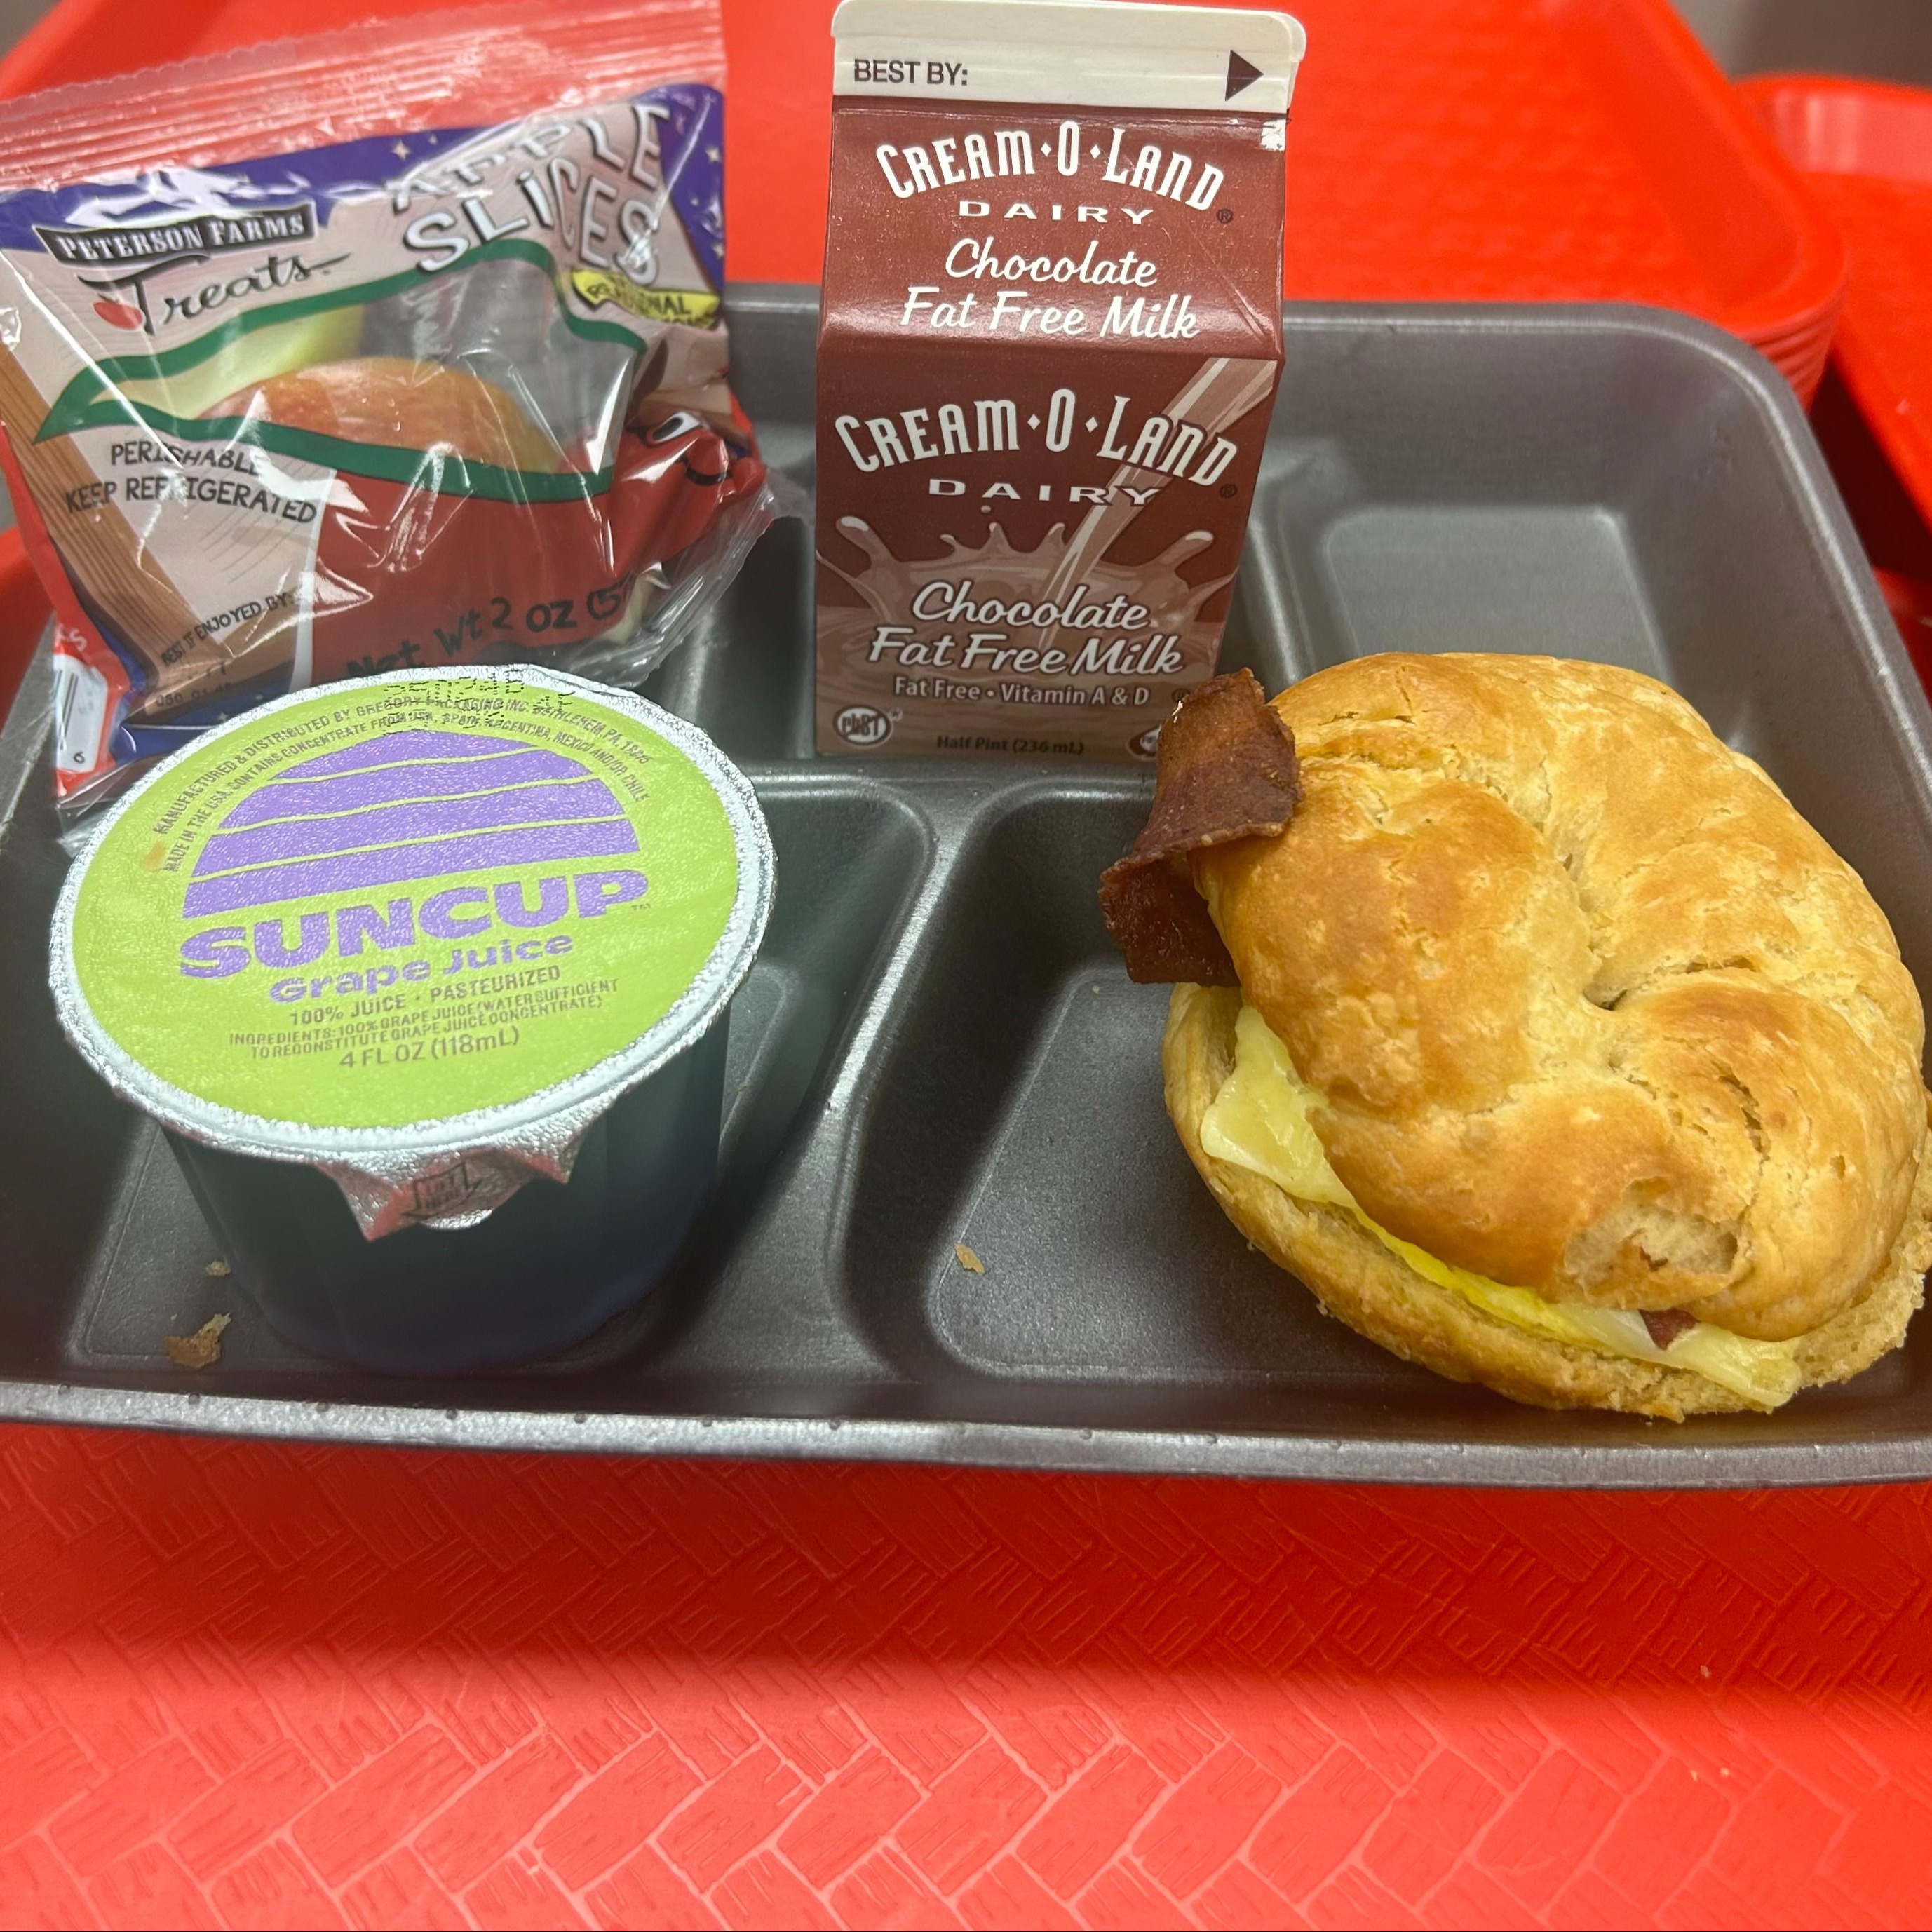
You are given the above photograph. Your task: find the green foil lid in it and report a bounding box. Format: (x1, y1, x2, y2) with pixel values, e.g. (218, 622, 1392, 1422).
(51, 666, 774, 1234)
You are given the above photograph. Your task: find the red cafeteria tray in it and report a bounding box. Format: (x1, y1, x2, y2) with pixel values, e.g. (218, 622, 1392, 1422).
(6, 1438, 1932, 1932)
(0, 6, 1920, 1928)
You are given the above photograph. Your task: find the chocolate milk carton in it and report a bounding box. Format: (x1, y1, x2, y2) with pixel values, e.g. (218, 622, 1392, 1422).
(816, 0, 1304, 758)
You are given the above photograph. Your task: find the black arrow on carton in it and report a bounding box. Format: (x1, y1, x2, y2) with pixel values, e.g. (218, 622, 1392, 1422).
(1226, 49, 1263, 100)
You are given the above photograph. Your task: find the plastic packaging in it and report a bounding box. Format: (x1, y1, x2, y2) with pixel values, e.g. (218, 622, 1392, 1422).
(0, 0, 775, 817)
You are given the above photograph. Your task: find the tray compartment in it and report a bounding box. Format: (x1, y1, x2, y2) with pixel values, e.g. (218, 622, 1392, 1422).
(907, 970, 1398, 1394)
(0, 735, 144, 1373)
(62, 766, 930, 1389)
(838, 786, 1425, 1408)
(1313, 503, 1664, 673)
(645, 516, 816, 764)
(8, 290, 1932, 1485)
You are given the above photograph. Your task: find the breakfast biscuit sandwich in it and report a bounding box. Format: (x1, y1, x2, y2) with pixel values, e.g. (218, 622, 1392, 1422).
(1101, 656, 1932, 1417)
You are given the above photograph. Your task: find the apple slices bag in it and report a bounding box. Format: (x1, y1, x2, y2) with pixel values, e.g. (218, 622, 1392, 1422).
(0, 0, 777, 816)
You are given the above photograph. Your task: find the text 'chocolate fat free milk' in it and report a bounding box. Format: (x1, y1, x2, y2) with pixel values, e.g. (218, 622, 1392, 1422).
(816, 0, 1304, 759)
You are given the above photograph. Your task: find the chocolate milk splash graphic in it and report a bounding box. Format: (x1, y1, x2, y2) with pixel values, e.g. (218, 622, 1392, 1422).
(819, 518, 1229, 756)
(815, 0, 1304, 759)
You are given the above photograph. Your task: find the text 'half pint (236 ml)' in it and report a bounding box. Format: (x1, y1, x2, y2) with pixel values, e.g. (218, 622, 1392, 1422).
(815, 0, 1304, 760)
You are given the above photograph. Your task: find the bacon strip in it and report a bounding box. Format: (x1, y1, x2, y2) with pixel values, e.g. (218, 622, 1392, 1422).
(1098, 668, 1301, 985)
(1642, 1309, 1698, 1349)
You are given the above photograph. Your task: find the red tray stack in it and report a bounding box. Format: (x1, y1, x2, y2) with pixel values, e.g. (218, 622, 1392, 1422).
(1276, 0, 1847, 398)
(1747, 76, 1932, 675)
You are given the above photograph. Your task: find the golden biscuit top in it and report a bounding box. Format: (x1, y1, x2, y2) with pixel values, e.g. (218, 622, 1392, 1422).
(1197, 654, 1927, 1339)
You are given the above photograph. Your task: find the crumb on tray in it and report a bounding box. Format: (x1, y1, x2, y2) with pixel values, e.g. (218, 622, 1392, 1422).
(954, 1243, 985, 1274)
(165, 1313, 231, 1370)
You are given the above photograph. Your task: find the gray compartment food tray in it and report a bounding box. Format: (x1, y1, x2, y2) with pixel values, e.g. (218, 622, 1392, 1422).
(3, 289, 1929, 1488)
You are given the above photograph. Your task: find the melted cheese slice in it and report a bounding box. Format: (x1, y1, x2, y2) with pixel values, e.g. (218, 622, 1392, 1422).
(1199, 1004, 1802, 1410)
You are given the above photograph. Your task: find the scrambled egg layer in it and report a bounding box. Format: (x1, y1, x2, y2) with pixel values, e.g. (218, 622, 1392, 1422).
(1199, 1004, 1802, 1410)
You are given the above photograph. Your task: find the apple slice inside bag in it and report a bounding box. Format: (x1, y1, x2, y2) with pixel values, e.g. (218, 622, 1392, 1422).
(116, 304, 365, 424)
(198, 355, 567, 473)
